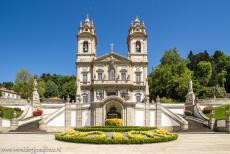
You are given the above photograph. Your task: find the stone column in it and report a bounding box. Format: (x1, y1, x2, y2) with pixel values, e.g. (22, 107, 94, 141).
(225, 108, 230, 132)
(11, 111, 18, 130)
(209, 111, 215, 130)
(145, 98, 150, 126)
(76, 103, 82, 128)
(95, 107, 103, 126)
(126, 104, 135, 126)
(155, 96, 162, 128)
(65, 102, 72, 129)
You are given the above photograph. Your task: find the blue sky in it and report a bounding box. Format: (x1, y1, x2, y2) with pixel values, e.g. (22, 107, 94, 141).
(0, 0, 230, 82)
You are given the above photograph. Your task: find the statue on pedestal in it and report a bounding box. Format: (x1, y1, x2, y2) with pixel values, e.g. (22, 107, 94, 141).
(32, 77, 40, 105)
(186, 79, 195, 105)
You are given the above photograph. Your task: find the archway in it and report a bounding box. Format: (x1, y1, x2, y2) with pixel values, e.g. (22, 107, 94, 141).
(103, 97, 125, 124)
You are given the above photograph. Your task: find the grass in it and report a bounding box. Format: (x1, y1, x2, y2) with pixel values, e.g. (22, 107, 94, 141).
(0, 106, 23, 119)
(205, 104, 230, 120)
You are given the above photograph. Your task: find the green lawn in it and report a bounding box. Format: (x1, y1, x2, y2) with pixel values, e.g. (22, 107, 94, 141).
(0, 106, 23, 119)
(205, 104, 230, 120)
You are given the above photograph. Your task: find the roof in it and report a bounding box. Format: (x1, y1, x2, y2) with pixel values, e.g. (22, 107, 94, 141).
(47, 97, 63, 101)
(0, 88, 17, 94)
(94, 52, 130, 62)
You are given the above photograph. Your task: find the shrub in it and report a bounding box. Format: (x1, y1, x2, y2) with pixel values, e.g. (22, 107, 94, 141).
(0, 106, 23, 119)
(203, 106, 213, 114)
(112, 132, 123, 141)
(184, 110, 192, 116)
(33, 108, 43, 116)
(14, 107, 21, 112)
(75, 126, 156, 132)
(160, 97, 175, 103)
(105, 118, 123, 126)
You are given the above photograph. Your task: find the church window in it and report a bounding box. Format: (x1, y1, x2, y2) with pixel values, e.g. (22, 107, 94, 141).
(83, 94, 88, 103)
(121, 72, 126, 81)
(120, 89, 128, 100)
(109, 67, 115, 80)
(83, 41, 88, 52)
(83, 73, 87, 83)
(136, 94, 141, 103)
(107, 90, 117, 96)
(98, 72, 102, 80)
(135, 72, 141, 82)
(135, 41, 141, 52)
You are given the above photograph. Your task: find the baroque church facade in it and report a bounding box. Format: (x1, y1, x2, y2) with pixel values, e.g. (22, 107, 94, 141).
(75, 15, 150, 126)
(0, 16, 188, 132)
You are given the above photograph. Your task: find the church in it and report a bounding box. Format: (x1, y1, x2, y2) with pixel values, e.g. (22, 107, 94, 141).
(0, 16, 188, 132)
(75, 15, 149, 126)
(73, 15, 186, 129)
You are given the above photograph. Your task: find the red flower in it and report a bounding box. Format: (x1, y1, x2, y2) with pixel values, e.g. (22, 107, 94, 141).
(33, 108, 43, 116)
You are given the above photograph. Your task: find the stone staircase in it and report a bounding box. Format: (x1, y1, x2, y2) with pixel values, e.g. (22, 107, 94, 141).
(10, 119, 46, 133)
(179, 116, 213, 132)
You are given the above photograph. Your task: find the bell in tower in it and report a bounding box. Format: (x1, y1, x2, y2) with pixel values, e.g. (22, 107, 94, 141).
(77, 15, 97, 58)
(127, 16, 148, 62)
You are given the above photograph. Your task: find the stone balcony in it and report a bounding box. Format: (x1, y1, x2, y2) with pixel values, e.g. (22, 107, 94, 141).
(80, 80, 145, 87)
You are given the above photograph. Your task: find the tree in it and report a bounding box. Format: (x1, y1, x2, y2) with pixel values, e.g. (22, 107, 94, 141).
(44, 80, 58, 98)
(0, 82, 14, 90)
(60, 79, 76, 100)
(195, 61, 212, 86)
(160, 48, 182, 65)
(149, 49, 192, 101)
(14, 69, 32, 99)
(37, 80, 46, 98)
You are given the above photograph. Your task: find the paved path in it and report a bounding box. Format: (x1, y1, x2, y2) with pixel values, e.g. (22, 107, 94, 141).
(0, 133, 230, 154)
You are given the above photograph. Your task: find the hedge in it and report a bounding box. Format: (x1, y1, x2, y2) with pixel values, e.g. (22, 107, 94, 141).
(74, 126, 156, 132)
(55, 129, 178, 144)
(105, 118, 123, 126)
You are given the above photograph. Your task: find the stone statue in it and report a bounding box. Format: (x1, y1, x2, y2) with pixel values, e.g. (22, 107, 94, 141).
(33, 78, 38, 91)
(186, 79, 195, 105)
(189, 79, 193, 92)
(32, 77, 40, 105)
(156, 95, 160, 103)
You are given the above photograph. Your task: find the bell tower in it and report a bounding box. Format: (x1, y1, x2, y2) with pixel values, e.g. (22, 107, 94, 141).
(127, 16, 147, 62)
(77, 15, 97, 62)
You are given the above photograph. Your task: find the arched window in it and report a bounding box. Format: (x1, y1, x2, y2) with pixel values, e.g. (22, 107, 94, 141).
(135, 41, 141, 52)
(109, 67, 115, 80)
(83, 41, 88, 52)
(82, 93, 88, 103)
(135, 93, 142, 103)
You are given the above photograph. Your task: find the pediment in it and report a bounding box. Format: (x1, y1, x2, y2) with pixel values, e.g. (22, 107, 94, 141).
(94, 52, 130, 62)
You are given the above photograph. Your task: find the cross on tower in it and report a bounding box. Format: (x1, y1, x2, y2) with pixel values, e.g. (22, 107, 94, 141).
(110, 43, 114, 51)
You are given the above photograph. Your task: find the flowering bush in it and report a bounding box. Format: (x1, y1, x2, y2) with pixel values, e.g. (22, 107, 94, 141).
(33, 108, 43, 116)
(55, 128, 178, 144)
(112, 132, 123, 140)
(105, 118, 123, 126)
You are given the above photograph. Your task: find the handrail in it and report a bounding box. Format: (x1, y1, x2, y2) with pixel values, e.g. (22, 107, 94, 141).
(160, 103, 188, 127)
(43, 106, 65, 124)
(18, 116, 42, 126)
(16, 104, 31, 120)
(193, 103, 209, 121)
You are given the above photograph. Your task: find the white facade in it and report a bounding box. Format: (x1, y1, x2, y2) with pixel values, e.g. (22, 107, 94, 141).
(0, 88, 20, 99)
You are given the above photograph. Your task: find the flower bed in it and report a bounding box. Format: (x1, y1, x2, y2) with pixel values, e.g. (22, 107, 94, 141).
(74, 126, 156, 132)
(55, 128, 178, 144)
